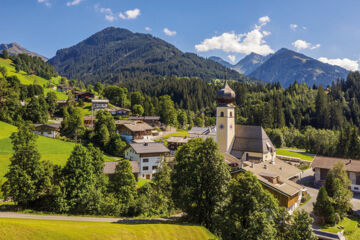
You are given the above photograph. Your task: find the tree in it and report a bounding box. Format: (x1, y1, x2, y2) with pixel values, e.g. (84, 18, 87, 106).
(151, 161, 174, 215)
(275, 208, 291, 240)
(94, 82, 104, 95)
(315, 86, 330, 129)
(132, 104, 144, 116)
(46, 91, 57, 117)
(171, 138, 231, 229)
(60, 106, 85, 141)
(25, 96, 48, 123)
(62, 145, 102, 214)
(221, 172, 278, 240)
(2, 124, 45, 206)
(130, 91, 144, 107)
(2, 49, 9, 59)
(287, 210, 317, 240)
(159, 95, 178, 127)
(313, 186, 337, 224)
(324, 162, 353, 219)
(108, 160, 137, 214)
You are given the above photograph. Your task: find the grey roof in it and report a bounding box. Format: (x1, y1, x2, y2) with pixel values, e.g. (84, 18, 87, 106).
(231, 125, 275, 154)
(130, 142, 170, 154)
(189, 126, 216, 135)
(311, 156, 360, 172)
(103, 161, 139, 174)
(129, 116, 160, 121)
(34, 123, 61, 130)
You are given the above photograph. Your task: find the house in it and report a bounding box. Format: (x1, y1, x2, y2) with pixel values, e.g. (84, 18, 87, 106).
(56, 100, 67, 108)
(189, 126, 216, 139)
(106, 107, 131, 116)
(215, 81, 305, 213)
(57, 84, 72, 92)
(167, 137, 189, 155)
(311, 156, 360, 193)
(33, 123, 61, 138)
(83, 116, 96, 128)
(129, 116, 161, 127)
(74, 90, 94, 101)
(125, 142, 170, 179)
(116, 120, 154, 143)
(91, 99, 109, 110)
(103, 161, 140, 180)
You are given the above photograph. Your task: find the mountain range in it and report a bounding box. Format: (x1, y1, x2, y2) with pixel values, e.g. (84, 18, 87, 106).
(0, 42, 48, 61)
(47, 27, 249, 84)
(211, 49, 349, 87)
(1, 28, 351, 87)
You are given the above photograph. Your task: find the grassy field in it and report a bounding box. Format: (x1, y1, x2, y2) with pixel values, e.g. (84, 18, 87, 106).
(0, 58, 67, 100)
(0, 121, 114, 179)
(0, 218, 215, 240)
(321, 217, 360, 240)
(276, 149, 314, 161)
(162, 130, 189, 139)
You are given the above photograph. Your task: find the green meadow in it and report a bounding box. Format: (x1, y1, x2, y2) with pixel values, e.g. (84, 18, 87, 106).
(0, 58, 68, 100)
(0, 218, 215, 240)
(0, 121, 113, 179)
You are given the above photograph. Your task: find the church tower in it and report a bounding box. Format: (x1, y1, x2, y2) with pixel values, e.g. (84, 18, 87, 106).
(216, 81, 236, 153)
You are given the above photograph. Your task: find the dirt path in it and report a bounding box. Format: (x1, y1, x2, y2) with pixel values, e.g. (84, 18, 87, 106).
(0, 211, 180, 223)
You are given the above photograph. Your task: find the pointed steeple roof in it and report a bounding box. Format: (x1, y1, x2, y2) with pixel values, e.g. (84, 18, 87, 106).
(217, 80, 236, 105)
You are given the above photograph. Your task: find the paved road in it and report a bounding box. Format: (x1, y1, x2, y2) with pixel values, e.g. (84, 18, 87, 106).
(299, 168, 318, 214)
(0, 211, 178, 223)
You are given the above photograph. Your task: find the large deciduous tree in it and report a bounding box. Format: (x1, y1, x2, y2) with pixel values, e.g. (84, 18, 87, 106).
(171, 138, 230, 229)
(221, 172, 278, 240)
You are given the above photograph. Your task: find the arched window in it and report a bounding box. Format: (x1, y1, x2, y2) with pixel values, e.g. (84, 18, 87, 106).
(230, 111, 233, 117)
(220, 112, 224, 117)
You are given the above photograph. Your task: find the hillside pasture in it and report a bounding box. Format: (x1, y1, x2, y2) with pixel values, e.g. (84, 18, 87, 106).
(0, 121, 114, 179)
(0, 218, 215, 240)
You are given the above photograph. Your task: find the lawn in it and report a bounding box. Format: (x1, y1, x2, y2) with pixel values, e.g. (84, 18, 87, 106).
(0, 218, 215, 240)
(276, 149, 314, 161)
(321, 216, 360, 240)
(0, 121, 113, 179)
(162, 130, 189, 139)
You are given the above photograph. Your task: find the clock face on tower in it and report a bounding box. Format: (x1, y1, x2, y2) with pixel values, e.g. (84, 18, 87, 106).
(230, 124, 233, 129)
(220, 124, 224, 129)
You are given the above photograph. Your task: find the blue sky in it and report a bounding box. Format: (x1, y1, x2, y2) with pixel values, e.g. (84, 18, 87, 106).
(1, 0, 360, 70)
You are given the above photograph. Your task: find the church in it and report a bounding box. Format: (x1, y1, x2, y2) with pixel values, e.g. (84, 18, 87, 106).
(216, 81, 305, 212)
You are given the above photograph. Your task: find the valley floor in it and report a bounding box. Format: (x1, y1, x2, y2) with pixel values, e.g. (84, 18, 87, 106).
(0, 217, 214, 240)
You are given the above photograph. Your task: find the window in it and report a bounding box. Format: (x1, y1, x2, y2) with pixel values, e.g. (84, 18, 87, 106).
(230, 111, 233, 117)
(143, 158, 149, 163)
(220, 112, 224, 117)
(320, 168, 329, 180)
(356, 174, 360, 185)
(152, 166, 158, 170)
(143, 166, 149, 171)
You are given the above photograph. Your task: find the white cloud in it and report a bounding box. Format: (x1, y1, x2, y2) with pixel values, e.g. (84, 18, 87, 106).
(302, 26, 307, 30)
(259, 16, 270, 24)
(227, 55, 236, 63)
(318, 57, 359, 71)
(95, 5, 140, 22)
(290, 24, 298, 31)
(119, 8, 140, 20)
(145, 27, 152, 31)
(95, 5, 116, 22)
(292, 39, 320, 51)
(195, 16, 274, 55)
(38, 0, 51, 7)
(66, 0, 83, 7)
(164, 28, 176, 36)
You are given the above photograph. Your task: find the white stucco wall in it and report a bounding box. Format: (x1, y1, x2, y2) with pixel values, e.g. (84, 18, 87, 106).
(124, 148, 161, 179)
